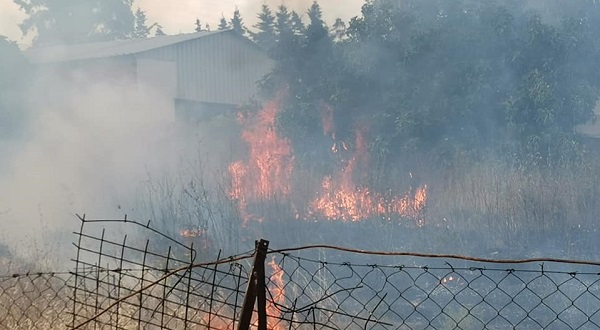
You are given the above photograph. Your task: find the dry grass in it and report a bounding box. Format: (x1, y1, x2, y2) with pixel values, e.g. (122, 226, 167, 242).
(0, 272, 71, 330)
(5, 144, 600, 328)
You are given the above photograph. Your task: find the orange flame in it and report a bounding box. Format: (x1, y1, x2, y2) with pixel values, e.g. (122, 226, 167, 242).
(229, 98, 294, 224)
(195, 258, 287, 330)
(228, 98, 428, 224)
(309, 126, 427, 223)
(267, 257, 286, 330)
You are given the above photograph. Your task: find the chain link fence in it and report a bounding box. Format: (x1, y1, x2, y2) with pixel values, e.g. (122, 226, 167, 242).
(3, 217, 600, 329)
(264, 249, 600, 329)
(0, 272, 72, 329)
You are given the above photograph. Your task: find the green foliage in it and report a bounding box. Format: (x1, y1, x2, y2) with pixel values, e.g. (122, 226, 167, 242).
(133, 8, 150, 38)
(256, 0, 600, 169)
(249, 5, 276, 50)
(14, 0, 136, 45)
(218, 16, 229, 31)
(332, 18, 346, 42)
(230, 8, 246, 35)
(154, 25, 166, 37)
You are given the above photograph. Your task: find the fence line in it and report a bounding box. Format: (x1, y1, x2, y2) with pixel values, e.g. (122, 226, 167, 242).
(3, 217, 600, 329)
(262, 250, 600, 329)
(0, 272, 72, 329)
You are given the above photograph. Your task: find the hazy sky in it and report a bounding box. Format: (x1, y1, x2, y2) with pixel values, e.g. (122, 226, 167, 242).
(0, 0, 363, 48)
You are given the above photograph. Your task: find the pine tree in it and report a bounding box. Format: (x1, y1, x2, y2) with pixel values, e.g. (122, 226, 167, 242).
(332, 18, 346, 42)
(306, 1, 329, 45)
(290, 11, 306, 38)
(305, 2, 333, 100)
(195, 18, 202, 32)
(155, 24, 166, 36)
(230, 7, 246, 35)
(133, 8, 150, 38)
(275, 5, 293, 42)
(250, 5, 276, 49)
(218, 16, 229, 30)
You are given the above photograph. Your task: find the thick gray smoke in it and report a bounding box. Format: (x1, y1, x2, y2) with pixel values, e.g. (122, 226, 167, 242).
(0, 66, 210, 267)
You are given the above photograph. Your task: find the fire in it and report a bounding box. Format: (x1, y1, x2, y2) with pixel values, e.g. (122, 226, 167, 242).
(194, 258, 287, 330)
(267, 257, 286, 330)
(229, 98, 294, 224)
(310, 128, 427, 222)
(179, 228, 213, 249)
(310, 129, 375, 221)
(228, 98, 428, 224)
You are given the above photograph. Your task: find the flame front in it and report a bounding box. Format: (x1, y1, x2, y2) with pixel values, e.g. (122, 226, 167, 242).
(229, 98, 294, 224)
(267, 257, 286, 330)
(311, 128, 427, 222)
(228, 98, 428, 224)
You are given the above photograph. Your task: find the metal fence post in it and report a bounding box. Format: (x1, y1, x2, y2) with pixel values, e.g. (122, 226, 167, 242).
(237, 239, 269, 330)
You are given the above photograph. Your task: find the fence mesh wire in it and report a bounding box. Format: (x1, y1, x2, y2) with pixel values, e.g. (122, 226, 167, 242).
(3, 217, 600, 329)
(68, 217, 255, 330)
(0, 272, 72, 330)
(263, 250, 600, 329)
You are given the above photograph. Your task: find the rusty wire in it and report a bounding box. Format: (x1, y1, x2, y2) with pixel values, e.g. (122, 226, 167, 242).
(263, 251, 600, 329)
(4, 217, 600, 329)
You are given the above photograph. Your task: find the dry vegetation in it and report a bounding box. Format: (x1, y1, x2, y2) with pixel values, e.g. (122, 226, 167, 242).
(4, 141, 600, 328)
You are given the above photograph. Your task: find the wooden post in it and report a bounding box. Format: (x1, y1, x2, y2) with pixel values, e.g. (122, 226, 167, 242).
(237, 239, 269, 330)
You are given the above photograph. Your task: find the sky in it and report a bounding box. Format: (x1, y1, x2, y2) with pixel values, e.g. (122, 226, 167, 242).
(0, 0, 364, 48)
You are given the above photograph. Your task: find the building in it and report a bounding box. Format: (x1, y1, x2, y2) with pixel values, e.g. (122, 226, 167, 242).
(24, 30, 275, 122)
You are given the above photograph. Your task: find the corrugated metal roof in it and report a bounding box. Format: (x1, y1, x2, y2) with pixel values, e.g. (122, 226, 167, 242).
(24, 30, 230, 64)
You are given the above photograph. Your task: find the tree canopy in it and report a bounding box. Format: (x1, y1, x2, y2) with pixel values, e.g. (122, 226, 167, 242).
(14, 0, 136, 45)
(250, 0, 600, 169)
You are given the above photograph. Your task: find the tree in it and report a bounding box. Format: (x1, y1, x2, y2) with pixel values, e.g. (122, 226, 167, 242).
(133, 8, 150, 38)
(218, 16, 229, 30)
(265, 0, 600, 169)
(274, 5, 292, 41)
(290, 11, 306, 38)
(195, 18, 203, 32)
(306, 2, 329, 49)
(272, 2, 340, 162)
(230, 7, 246, 35)
(249, 5, 276, 50)
(154, 24, 166, 36)
(332, 18, 346, 42)
(273, 5, 304, 57)
(14, 0, 136, 46)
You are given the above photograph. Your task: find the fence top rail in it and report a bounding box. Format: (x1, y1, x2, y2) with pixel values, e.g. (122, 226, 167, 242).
(267, 243, 600, 267)
(72, 217, 600, 267)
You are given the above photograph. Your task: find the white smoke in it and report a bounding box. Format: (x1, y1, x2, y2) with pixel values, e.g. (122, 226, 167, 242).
(0, 67, 194, 266)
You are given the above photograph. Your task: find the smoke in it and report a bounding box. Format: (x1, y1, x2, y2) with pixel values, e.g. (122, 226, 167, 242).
(0, 66, 200, 266)
(3, 0, 600, 270)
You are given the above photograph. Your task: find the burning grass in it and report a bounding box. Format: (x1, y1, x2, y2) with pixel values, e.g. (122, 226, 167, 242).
(8, 96, 600, 329)
(135, 95, 600, 260)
